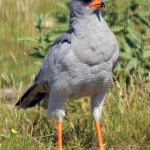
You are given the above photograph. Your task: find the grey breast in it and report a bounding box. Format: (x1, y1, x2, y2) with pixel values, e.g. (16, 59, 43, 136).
(71, 14, 119, 66)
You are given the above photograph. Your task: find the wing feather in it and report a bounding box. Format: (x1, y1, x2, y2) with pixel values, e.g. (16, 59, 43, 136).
(15, 32, 71, 109)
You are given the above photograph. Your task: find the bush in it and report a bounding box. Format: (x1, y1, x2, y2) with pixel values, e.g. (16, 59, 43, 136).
(20, 0, 150, 79)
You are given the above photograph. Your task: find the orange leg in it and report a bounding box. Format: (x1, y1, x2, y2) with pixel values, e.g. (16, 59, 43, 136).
(95, 122, 105, 150)
(57, 121, 62, 150)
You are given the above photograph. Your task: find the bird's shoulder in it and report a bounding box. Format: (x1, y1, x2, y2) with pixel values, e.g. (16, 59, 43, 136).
(34, 32, 71, 82)
(52, 32, 71, 46)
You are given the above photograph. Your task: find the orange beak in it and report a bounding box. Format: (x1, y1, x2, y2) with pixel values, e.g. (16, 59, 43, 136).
(88, 0, 105, 9)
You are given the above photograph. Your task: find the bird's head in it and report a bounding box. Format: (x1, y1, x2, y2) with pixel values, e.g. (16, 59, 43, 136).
(70, 0, 105, 25)
(70, 0, 105, 14)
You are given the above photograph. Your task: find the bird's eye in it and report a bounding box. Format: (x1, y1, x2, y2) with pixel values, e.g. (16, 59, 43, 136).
(82, 0, 92, 4)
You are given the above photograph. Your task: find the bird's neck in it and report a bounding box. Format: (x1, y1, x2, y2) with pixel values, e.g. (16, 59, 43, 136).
(69, 9, 101, 30)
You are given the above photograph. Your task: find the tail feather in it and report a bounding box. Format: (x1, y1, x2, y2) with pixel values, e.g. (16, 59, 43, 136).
(15, 82, 50, 109)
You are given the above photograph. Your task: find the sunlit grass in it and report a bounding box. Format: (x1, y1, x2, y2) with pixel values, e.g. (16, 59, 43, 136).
(0, 79, 149, 150)
(0, 0, 61, 87)
(0, 0, 149, 149)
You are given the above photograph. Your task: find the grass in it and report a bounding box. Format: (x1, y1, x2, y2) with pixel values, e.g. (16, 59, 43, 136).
(0, 0, 150, 150)
(0, 79, 149, 150)
(0, 0, 64, 87)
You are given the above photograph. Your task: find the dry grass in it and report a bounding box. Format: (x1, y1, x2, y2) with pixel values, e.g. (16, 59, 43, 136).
(0, 79, 149, 150)
(0, 0, 60, 87)
(0, 0, 150, 150)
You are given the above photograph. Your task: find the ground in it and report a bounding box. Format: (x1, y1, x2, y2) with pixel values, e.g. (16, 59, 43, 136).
(0, 79, 149, 150)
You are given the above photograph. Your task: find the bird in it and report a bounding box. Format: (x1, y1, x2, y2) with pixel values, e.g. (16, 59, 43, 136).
(15, 0, 119, 150)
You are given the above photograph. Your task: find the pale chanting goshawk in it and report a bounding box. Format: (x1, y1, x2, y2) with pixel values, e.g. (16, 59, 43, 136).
(16, 0, 119, 149)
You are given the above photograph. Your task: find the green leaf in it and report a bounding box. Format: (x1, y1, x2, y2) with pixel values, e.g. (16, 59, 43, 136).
(135, 0, 150, 7)
(144, 45, 150, 51)
(111, 26, 124, 32)
(127, 27, 142, 45)
(34, 61, 42, 66)
(143, 50, 150, 58)
(137, 66, 149, 75)
(135, 14, 150, 28)
(126, 58, 138, 71)
(49, 34, 59, 41)
(142, 34, 150, 41)
(57, 23, 68, 29)
(138, 11, 150, 17)
(56, 3, 67, 9)
(120, 52, 132, 60)
(121, 37, 132, 54)
(18, 37, 39, 43)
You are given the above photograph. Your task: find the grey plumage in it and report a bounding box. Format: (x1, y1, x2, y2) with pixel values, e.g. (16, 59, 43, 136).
(16, 0, 119, 122)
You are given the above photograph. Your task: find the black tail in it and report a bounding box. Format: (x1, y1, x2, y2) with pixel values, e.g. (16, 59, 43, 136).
(15, 82, 48, 109)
